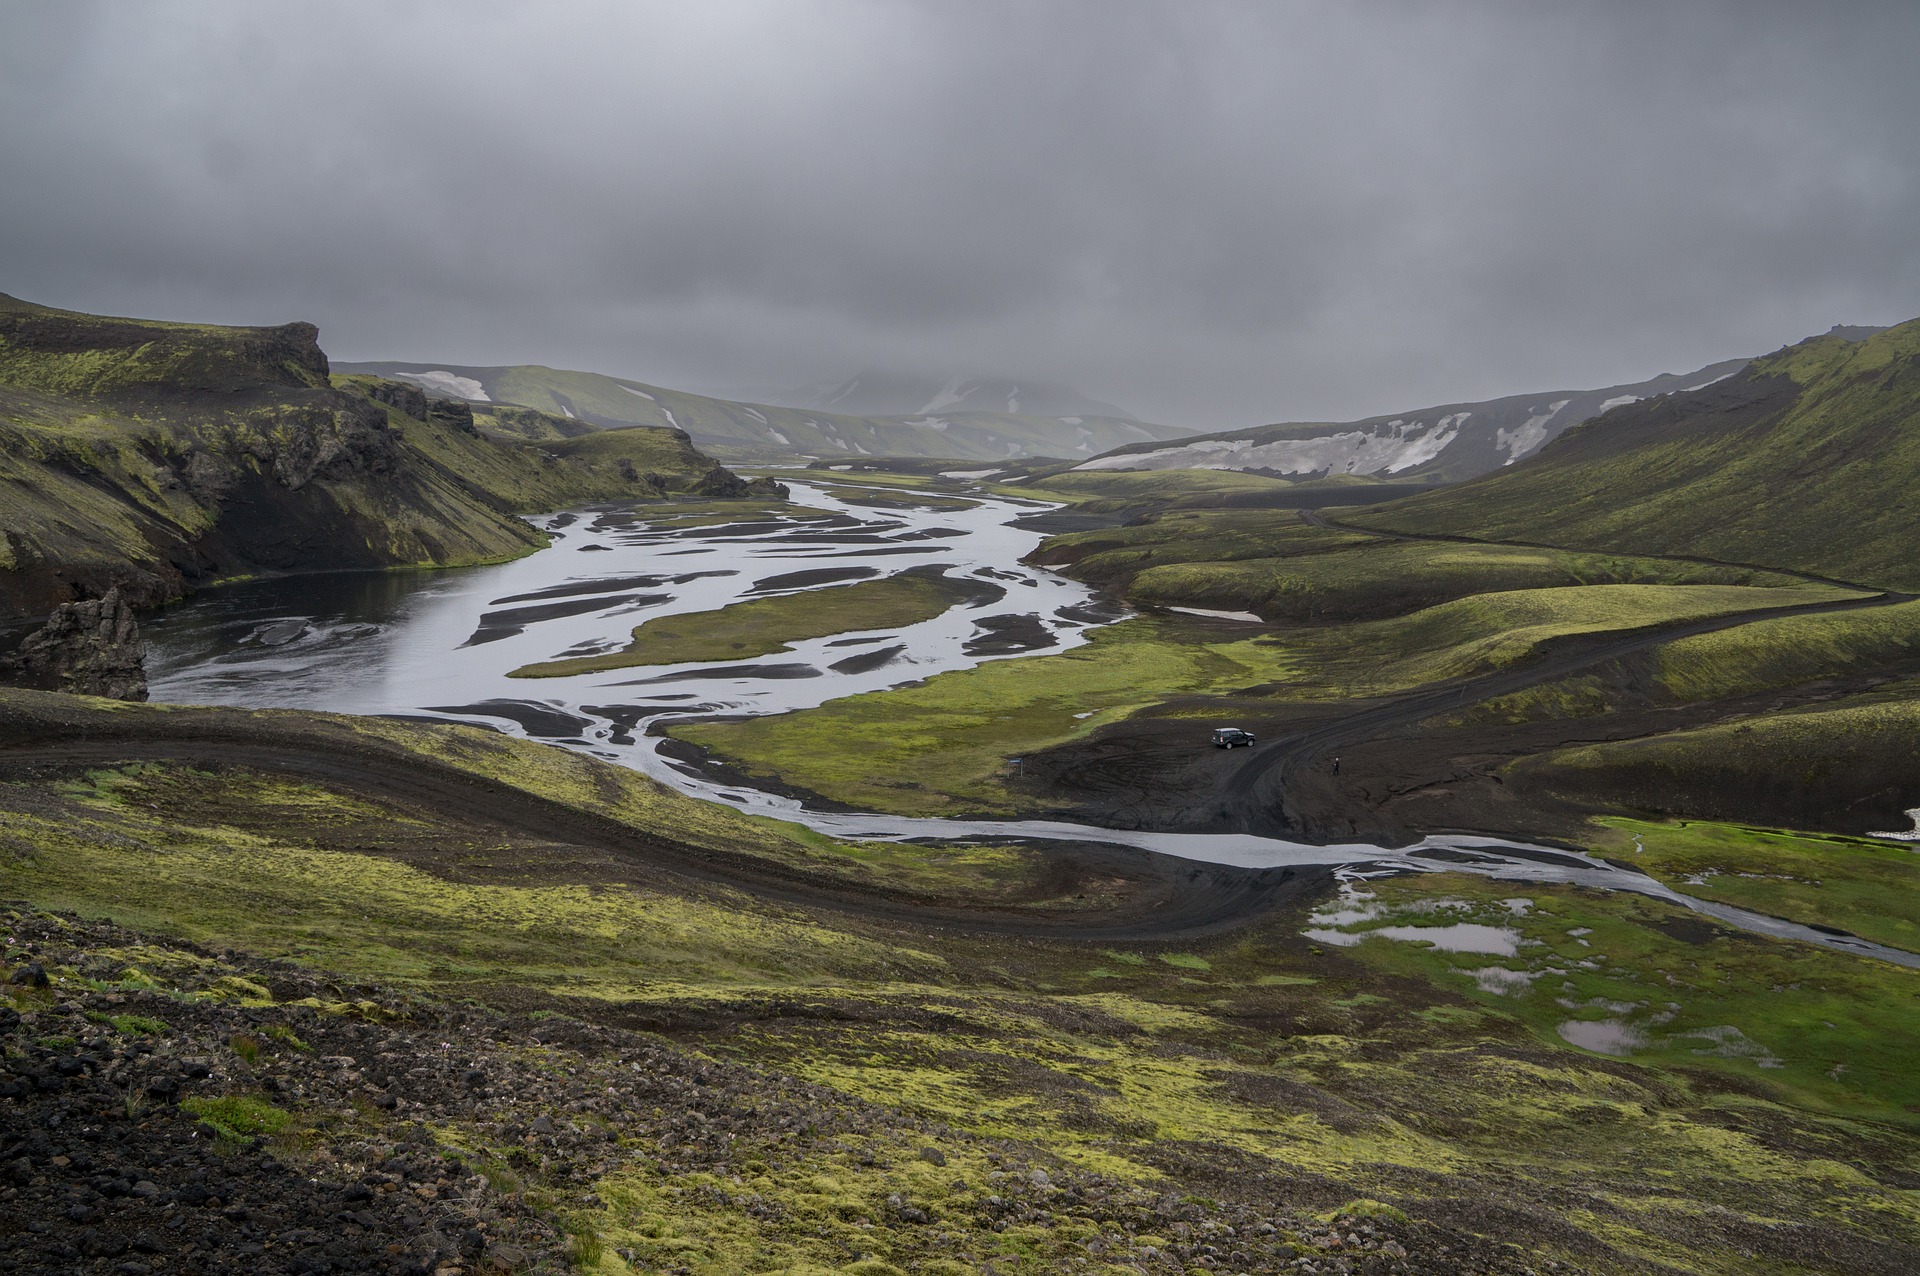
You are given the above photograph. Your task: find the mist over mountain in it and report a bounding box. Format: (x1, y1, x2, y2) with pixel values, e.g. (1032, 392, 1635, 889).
(336, 359, 1191, 461)
(765, 370, 1137, 421)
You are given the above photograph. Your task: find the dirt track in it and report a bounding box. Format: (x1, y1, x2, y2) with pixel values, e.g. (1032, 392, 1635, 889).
(0, 697, 1322, 943)
(1016, 582, 1913, 842)
(1216, 588, 1912, 837)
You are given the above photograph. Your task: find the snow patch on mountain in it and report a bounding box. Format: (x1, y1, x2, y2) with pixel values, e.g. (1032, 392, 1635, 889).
(395, 370, 490, 401)
(1078, 414, 1468, 477)
(916, 377, 970, 415)
(1495, 400, 1571, 464)
(619, 385, 656, 402)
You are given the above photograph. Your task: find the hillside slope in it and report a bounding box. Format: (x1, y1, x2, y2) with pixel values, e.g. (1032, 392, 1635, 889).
(0, 295, 745, 623)
(337, 360, 1191, 461)
(1071, 354, 1756, 483)
(1351, 320, 1920, 590)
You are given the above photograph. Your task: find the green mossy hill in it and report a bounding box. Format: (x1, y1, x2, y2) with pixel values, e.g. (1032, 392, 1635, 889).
(1031, 467, 1299, 513)
(1592, 817, 1920, 952)
(1352, 318, 1920, 589)
(334, 359, 1196, 462)
(1026, 468, 1417, 519)
(1651, 596, 1920, 702)
(512, 568, 974, 677)
(0, 296, 763, 623)
(0, 291, 328, 395)
(1515, 689, 1920, 835)
(472, 402, 600, 442)
(1029, 507, 1804, 622)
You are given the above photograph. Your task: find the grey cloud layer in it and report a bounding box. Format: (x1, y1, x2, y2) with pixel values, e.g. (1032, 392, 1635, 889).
(2, 0, 1916, 427)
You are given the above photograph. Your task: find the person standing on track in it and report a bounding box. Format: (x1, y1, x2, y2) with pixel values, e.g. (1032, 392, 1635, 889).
(1331, 756, 1341, 776)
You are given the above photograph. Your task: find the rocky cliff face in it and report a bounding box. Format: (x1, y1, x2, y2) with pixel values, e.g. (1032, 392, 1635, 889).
(0, 298, 789, 628)
(1, 586, 147, 700)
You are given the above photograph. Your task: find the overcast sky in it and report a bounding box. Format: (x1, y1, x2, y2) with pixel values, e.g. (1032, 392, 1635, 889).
(3, 1, 1917, 427)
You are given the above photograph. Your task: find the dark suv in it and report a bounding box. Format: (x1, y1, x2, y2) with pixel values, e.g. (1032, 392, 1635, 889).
(1211, 727, 1256, 749)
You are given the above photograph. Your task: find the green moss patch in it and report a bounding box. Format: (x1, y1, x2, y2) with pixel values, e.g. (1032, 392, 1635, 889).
(181, 1094, 293, 1141)
(1589, 817, 1920, 951)
(672, 617, 1297, 814)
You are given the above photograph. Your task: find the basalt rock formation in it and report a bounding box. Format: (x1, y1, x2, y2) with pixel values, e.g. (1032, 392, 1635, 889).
(690, 466, 790, 500)
(1, 587, 147, 700)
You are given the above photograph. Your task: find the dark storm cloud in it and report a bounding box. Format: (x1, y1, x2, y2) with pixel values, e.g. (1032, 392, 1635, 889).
(2, 0, 1917, 426)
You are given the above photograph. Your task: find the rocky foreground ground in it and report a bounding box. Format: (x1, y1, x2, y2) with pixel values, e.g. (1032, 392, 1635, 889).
(0, 905, 1569, 1276)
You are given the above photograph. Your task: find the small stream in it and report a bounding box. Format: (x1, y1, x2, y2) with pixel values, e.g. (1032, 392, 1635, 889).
(143, 481, 1920, 969)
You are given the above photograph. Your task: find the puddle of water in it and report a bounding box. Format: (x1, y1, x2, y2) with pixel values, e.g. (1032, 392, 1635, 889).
(1466, 967, 1538, 996)
(1680, 1025, 1784, 1067)
(1557, 1019, 1646, 1056)
(1308, 923, 1523, 955)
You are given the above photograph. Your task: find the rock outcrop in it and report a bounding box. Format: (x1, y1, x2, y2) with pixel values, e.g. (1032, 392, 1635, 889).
(1, 587, 148, 700)
(689, 467, 791, 500)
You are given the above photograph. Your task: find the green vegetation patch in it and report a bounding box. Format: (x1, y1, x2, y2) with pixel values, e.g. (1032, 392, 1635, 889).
(672, 617, 1297, 814)
(1035, 507, 1809, 622)
(1519, 693, 1920, 831)
(511, 570, 977, 677)
(1029, 467, 1300, 515)
(181, 1094, 293, 1141)
(1304, 873, 1920, 1124)
(1308, 582, 1852, 693)
(1590, 817, 1920, 952)
(1655, 597, 1920, 702)
(0, 757, 945, 998)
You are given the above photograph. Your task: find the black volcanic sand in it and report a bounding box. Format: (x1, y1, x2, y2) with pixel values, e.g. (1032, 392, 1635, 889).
(460, 593, 669, 647)
(490, 571, 734, 605)
(749, 566, 880, 593)
(963, 614, 1058, 656)
(814, 545, 944, 557)
(490, 574, 671, 604)
(422, 700, 593, 739)
(1054, 598, 1129, 625)
(579, 702, 712, 745)
(828, 643, 908, 674)
(609, 662, 823, 683)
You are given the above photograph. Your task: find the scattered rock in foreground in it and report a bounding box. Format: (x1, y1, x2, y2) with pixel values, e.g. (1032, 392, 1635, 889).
(0, 906, 1491, 1276)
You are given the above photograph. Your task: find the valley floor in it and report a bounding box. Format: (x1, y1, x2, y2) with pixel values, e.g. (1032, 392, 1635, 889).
(4, 687, 1920, 1275)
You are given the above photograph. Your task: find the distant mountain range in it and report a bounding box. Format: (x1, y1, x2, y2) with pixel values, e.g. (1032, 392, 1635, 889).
(1068, 353, 1793, 484)
(337, 362, 1188, 462)
(1352, 322, 1918, 589)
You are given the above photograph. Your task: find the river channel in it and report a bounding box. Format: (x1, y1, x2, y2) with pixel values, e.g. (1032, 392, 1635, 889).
(143, 481, 1920, 969)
